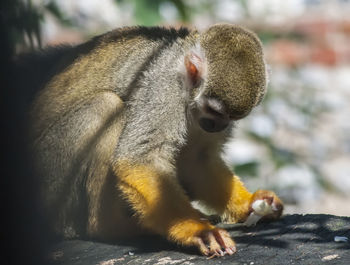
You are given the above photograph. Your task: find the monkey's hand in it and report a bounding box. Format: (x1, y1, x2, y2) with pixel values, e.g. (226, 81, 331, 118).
(244, 190, 283, 227)
(187, 225, 236, 257)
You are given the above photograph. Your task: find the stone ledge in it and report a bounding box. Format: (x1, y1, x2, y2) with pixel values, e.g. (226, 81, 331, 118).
(48, 214, 350, 265)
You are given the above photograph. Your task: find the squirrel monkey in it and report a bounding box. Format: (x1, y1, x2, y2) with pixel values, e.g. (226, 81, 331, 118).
(23, 24, 283, 257)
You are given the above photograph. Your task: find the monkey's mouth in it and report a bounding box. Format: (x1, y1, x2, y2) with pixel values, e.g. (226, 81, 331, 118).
(199, 117, 229, 133)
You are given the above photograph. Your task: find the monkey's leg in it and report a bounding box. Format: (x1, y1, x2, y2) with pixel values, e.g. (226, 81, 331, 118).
(114, 161, 236, 256)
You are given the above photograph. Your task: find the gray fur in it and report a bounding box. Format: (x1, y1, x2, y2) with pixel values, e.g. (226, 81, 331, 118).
(18, 25, 267, 239)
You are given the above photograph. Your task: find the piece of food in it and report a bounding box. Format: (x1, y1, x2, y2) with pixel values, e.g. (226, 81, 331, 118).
(244, 199, 274, 227)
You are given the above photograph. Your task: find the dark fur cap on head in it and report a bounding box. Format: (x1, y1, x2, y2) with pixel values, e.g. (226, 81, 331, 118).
(200, 24, 267, 119)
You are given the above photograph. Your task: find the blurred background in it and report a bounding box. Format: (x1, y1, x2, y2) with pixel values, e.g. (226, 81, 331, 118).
(5, 0, 350, 216)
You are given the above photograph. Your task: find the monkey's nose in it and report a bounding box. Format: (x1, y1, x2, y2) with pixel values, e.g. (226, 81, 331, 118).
(198, 98, 230, 132)
(199, 117, 229, 133)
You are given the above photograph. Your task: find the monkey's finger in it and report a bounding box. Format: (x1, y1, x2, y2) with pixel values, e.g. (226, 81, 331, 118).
(207, 231, 224, 256)
(226, 246, 236, 255)
(194, 237, 210, 256)
(207, 253, 220, 259)
(213, 229, 236, 255)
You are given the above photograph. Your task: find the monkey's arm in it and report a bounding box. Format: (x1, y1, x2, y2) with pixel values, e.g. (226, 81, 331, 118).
(113, 160, 235, 256)
(112, 105, 236, 256)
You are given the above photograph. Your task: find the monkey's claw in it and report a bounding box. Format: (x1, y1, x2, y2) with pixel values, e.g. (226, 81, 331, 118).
(195, 228, 236, 257)
(244, 190, 283, 227)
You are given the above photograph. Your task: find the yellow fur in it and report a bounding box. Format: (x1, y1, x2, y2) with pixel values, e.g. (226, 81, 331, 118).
(223, 176, 253, 223)
(115, 161, 214, 246)
(23, 24, 282, 255)
(168, 219, 214, 246)
(176, 127, 254, 223)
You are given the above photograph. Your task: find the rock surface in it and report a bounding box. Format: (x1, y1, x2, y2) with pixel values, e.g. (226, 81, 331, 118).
(48, 214, 350, 265)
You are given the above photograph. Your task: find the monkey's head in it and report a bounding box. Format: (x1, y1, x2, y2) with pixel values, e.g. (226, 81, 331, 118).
(184, 24, 267, 133)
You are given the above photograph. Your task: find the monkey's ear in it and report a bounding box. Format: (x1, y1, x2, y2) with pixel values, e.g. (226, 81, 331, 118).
(184, 52, 205, 88)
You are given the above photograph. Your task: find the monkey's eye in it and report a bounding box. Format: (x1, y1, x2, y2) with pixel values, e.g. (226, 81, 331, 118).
(203, 97, 227, 118)
(205, 104, 224, 118)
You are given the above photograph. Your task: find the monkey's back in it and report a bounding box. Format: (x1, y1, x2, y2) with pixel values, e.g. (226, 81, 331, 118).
(27, 26, 194, 238)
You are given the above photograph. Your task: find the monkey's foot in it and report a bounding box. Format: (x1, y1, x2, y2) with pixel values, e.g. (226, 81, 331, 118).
(244, 190, 283, 227)
(194, 228, 236, 257)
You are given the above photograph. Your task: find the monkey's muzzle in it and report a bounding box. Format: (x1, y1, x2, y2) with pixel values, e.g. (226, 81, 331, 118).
(197, 97, 230, 133)
(199, 117, 229, 133)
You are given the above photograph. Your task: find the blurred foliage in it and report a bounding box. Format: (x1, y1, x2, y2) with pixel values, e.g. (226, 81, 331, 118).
(3, 0, 344, 199)
(2, 0, 43, 53)
(234, 161, 259, 177)
(258, 31, 307, 45)
(116, 0, 191, 25)
(233, 64, 339, 193)
(2, 0, 73, 52)
(3, 0, 193, 52)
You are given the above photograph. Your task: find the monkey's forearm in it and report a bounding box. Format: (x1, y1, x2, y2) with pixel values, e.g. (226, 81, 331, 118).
(113, 159, 237, 256)
(180, 156, 282, 224)
(221, 175, 253, 223)
(183, 162, 253, 222)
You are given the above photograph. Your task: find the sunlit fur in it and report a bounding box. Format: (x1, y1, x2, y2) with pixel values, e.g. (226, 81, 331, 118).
(17, 24, 283, 256)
